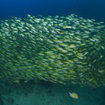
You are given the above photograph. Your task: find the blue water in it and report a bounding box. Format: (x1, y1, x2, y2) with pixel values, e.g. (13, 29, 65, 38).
(0, 0, 105, 22)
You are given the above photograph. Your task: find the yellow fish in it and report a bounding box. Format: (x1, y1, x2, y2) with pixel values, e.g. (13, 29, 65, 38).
(69, 92, 79, 99)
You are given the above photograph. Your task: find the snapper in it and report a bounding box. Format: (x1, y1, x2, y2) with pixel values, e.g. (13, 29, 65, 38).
(69, 92, 79, 99)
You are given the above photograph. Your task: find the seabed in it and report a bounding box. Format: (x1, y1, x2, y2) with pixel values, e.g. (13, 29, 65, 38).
(0, 80, 105, 105)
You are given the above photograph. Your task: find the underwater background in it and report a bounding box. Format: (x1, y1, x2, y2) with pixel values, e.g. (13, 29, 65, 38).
(0, 0, 105, 105)
(0, 0, 105, 22)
